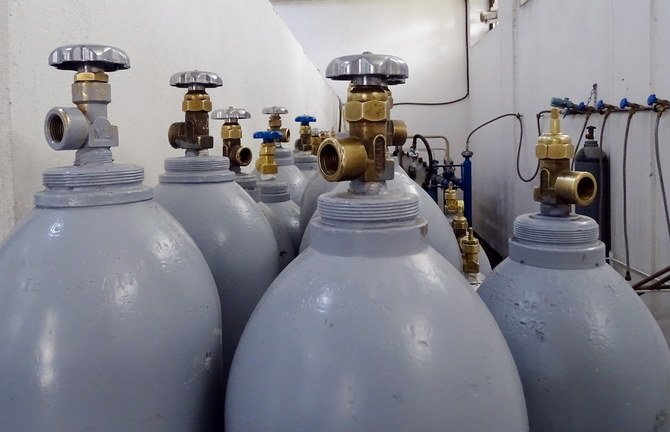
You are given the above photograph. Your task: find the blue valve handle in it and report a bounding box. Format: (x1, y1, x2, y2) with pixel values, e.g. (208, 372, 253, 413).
(550, 97, 575, 109)
(253, 131, 282, 141)
(619, 98, 634, 109)
(596, 100, 606, 110)
(648, 94, 658, 106)
(577, 102, 587, 111)
(295, 115, 317, 125)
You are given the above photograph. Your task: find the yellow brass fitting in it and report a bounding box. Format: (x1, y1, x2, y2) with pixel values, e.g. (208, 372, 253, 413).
(267, 114, 291, 143)
(318, 137, 368, 182)
(230, 145, 253, 167)
(444, 183, 459, 215)
(310, 130, 324, 156)
(533, 108, 597, 207)
(221, 123, 242, 140)
(460, 228, 480, 275)
(390, 120, 408, 147)
(451, 202, 468, 239)
(255, 144, 278, 175)
(74, 71, 109, 82)
(182, 92, 212, 112)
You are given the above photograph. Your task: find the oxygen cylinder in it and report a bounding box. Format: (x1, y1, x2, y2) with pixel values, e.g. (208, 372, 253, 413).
(154, 71, 279, 407)
(0, 45, 223, 431)
(574, 125, 610, 254)
(227, 52, 529, 432)
(478, 109, 670, 431)
(259, 180, 301, 255)
(227, 187, 528, 431)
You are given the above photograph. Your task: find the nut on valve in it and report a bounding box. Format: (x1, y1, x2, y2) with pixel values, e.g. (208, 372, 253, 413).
(533, 108, 597, 207)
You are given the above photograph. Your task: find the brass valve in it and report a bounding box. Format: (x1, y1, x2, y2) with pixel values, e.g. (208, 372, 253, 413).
(310, 128, 325, 156)
(294, 115, 317, 152)
(254, 131, 281, 176)
(211, 107, 253, 169)
(167, 71, 223, 153)
(444, 183, 459, 215)
(460, 228, 480, 276)
(318, 52, 409, 183)
(451, 202, 468, 239)
(263, 106, 291, 144)
(44, 44, 130, 153)
(533, 108, 597, 208)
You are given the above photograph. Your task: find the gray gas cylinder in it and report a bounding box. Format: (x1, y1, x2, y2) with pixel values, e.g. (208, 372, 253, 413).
(155, 70, 279, 408)
(154, 156, 279, 401)
(0, 45, 223, 431)
(234, 172, 261, 202)
(235, 174, 295, 270)
(259, 180, 301, 255)
(300, 161, 465, 270)
(275, 146, 307, 205)
(293, 152, 318, 180)
(226, 185, 529, 431)
(478, 213, 670, 431)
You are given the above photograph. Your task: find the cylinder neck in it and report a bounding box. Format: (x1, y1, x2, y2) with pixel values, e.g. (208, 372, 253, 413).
(508, 212, 605, 269)
(159, 155, 235, 184)
(310, 190, 426, 256)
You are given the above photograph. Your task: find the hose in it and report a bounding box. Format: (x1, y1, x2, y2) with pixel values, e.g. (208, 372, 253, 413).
(466, 113, 538, 183)
(412, 134, 434, 176)
(654, 110, 670, 243)
(622, 110, 636, 281)
(395, 0, 469, 106)
(536, 110, 551, 136)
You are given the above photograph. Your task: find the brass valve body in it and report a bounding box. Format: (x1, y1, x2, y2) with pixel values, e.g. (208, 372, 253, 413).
(310, 132, 325, 156)
(318, 85, 407, 182)
(168, 91, 214, 151)
(533, 108, 596, 207)
(460, 228, 480, 275)
(268, 115, 290, 143)
(296, 124, 312, 152)
(221, 123, 252, 167)
(256, 144, 278, 175)
(444, 184, 459, 215)
(451, 202, 468, 239)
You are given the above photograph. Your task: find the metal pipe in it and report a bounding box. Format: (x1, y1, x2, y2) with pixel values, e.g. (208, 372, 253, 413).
(632, 264, 670, 289)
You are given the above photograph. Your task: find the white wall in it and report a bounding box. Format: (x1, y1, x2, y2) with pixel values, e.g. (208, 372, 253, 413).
(272, 0, 470, 159)
(0, 0, 339, 237)
(0, 0, 14, 238)
(469, 0, 670, 276)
